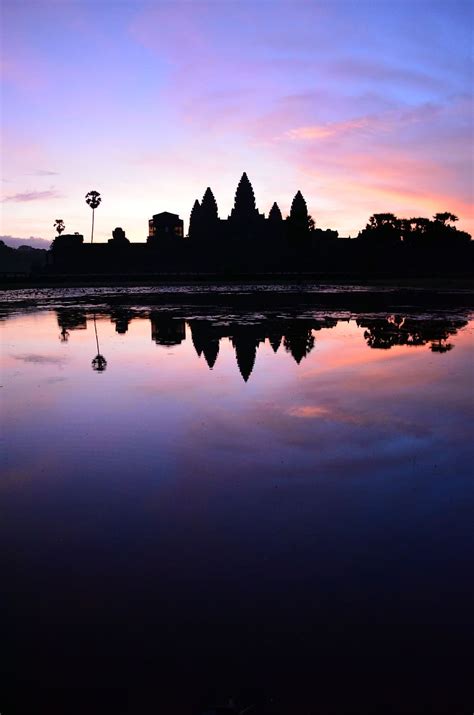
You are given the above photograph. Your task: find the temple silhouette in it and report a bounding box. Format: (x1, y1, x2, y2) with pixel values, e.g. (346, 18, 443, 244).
(49, 173, 473, 277)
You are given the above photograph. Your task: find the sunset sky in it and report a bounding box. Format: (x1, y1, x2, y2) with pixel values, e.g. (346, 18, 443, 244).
(1, 0, 472, 245)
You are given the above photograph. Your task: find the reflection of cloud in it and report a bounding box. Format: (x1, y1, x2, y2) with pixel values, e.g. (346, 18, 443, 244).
(14, 353, 68, 365)
(288, 405, 329, 418)
(288, 401, 430, 437)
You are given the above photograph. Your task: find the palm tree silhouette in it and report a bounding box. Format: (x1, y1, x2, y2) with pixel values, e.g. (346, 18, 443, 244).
(54, 219, 65, 235)
(85, 190, 102, 244)
(91, 314, 107, 372)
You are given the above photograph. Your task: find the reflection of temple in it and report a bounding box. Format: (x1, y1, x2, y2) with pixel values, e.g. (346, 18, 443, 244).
(188, 316, 335, 381)
(56, 309, 87, 341)
(150, 313, 186, 346)
(189, 320, 222, 368)
(54, 309, 467, 381)
(231, 326, 266, 382)
(56, 309, 87, 332)
(110, 309, 133, 334)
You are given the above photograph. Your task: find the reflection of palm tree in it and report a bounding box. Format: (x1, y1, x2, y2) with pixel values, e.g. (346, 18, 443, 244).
(91, 314, 107, 372)
(59, 327, 69, 342)
(85, 190, 101, 244)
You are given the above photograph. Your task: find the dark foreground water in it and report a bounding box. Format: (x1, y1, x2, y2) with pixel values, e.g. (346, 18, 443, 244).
(1, 288, 474, 714)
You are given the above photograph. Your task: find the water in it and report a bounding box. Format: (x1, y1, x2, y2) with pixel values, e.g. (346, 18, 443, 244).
(1, 289, 473, 714)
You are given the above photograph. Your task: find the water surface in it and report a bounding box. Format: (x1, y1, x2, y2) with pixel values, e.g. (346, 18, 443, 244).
(1, 296, 473, 714)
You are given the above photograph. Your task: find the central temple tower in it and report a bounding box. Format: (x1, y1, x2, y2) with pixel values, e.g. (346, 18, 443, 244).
(229, 172, 263, 222)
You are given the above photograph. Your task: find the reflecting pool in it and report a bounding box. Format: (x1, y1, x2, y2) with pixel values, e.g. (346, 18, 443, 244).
(1, 292, 473, 714)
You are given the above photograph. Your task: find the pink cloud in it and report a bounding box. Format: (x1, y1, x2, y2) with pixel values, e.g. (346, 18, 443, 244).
(2, 190, 63, 202)
(284, 117, 382, 141)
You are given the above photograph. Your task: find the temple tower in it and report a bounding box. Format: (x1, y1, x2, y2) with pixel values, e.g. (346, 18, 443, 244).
(230, 172, 260, 221)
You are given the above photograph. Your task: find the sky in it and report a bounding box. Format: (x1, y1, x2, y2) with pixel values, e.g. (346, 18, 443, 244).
(1, 0, 473, 245)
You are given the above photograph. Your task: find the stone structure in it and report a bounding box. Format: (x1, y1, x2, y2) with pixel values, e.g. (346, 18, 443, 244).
(147, 212, 184, 242)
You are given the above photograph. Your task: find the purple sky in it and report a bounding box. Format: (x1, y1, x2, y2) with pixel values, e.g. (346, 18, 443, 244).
(1, 0, 473, 244)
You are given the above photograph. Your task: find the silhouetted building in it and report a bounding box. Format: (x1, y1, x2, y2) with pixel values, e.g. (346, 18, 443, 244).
(51, 233, 84, 250)
(47, 172, 472, 277)
(192, 187, 221, 242)
(188, 199, 201, 238)
(268, 202, 283, 223)
(286, 190, 312, 240)
(147, 212, 184, 242)
(108, 227, 130, 245)
(229, 172, 263, 222)
(200, 187, 219, 223)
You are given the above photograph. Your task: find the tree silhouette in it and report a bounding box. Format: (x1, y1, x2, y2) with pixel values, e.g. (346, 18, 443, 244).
(54, 219, 65, 236)
(402, 217, 431, 242)
(283, 324, 315, 363)
(358, 213, 402, 243)
(85, 190, 102, 244)
(434, 212, 458, 225)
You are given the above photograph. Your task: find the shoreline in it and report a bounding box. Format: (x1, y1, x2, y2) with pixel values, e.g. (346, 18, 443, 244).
(2, 280, 474, 315)
(1, 273, 474, 291)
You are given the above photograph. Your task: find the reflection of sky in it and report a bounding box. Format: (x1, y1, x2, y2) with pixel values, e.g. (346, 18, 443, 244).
(2, 310, 474, 709)
(1, 0, 473, 243)
(2, 311, 473, 489)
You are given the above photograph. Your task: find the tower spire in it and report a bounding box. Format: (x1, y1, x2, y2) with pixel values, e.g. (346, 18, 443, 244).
(230, 172, 258, 220)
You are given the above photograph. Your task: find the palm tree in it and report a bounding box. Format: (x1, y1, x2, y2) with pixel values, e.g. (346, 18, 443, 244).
(54, 219, 65, 235)
(85, 190, 102, 244)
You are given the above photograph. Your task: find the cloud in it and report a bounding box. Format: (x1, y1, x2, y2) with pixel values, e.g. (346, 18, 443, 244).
(0, 235, 50, 249)
(28, 170, 59, 176)
(2, 189, 63, 202)
(284, 117, 380, 142)
(328, 58, 445, 92)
